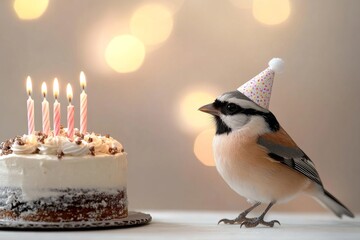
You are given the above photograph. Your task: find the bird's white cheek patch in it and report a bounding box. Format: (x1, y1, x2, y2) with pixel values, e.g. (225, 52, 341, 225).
(221, 115, 249, 130)
(244, 116, 269, 136)
(221, 114, 270, 136)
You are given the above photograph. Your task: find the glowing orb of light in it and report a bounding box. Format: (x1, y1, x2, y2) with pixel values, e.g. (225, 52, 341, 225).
(252, 0, 291, 25)
(105, 35, 146, 73)
(229, 0, 253, 9)
(150, 0, 185, 14)
(179, 91, 217, 132)
(130, 4, 174, 46)
(194, 128, 216, 167)
(13, 0, 49, 20)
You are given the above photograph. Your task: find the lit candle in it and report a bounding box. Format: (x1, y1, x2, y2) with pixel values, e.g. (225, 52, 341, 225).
(66, 84, 74, 140)
(41, 82, 50, 135)
(53, 78, 61, 136)
(80, 71, 87, 134)
(26, 76, 35, 135)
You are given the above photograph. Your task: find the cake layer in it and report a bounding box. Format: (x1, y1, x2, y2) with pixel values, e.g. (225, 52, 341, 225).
(0, 188, 127, 222)
(0, 153, 127, 201)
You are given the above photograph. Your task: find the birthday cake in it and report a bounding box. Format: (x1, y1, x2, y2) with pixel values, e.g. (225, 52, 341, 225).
(0, 129, 127, 222)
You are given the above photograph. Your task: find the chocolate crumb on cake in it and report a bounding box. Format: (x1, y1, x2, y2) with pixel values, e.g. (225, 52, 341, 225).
(14, 137, 25, 146)
(0, 140, 13, 156)
(89, 146, 95, 156)
(75, 138, 82, 145)
(109, 147, 119, 155)
(57, 150, 64, 159)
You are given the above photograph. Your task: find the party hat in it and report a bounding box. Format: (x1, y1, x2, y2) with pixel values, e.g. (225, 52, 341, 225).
(237, 58, 284, 109)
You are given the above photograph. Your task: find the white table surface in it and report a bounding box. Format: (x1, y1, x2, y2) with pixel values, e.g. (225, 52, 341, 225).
(0, 211, 359, 240)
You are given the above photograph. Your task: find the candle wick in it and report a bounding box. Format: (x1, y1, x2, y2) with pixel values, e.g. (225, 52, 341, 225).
(43, 93, 46, 98)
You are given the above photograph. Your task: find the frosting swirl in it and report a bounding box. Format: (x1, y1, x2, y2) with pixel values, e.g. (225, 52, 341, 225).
(86, 134, 108, 153)
(38, 136, 65, 155)
(61, 140, 90, 156)
(86, 134, 124, 154)
(11, 135, 38, 155)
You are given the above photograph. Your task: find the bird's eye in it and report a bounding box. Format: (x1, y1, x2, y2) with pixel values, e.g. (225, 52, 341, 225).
(225, 103, 239, 114)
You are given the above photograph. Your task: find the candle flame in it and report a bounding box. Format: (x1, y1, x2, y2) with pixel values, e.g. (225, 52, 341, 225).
(26, 76, 32, 96)
(53, 78, 59, 99)
(41, 82, 47, 98)
(66, 83, 73, 103)
(80, 71, 86, 90)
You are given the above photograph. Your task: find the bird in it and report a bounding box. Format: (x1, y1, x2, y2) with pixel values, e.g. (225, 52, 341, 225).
(199, 59, 354, 228)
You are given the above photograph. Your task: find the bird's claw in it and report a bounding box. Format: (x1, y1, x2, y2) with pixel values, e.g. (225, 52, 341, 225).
(218, 218, 237, 225)
(240, 218, 280, 228)
(218, 213, 251, 225)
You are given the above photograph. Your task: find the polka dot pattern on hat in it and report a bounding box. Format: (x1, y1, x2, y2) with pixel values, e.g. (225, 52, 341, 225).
(237, 68, 274, 109)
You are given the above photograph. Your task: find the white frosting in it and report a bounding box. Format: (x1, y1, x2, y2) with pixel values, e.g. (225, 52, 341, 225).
(85, 133, 124, 154)
(86, 133, 108, 153)
(11, 135, 38, 155)
(62, 140, 90, 156)
(0, 153, 127, 201)
(6, 131, 124, 157)
(38, 136, 64, 155)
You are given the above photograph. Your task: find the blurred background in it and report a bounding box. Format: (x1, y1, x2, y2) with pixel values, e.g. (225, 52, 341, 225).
(0, 0, 359, 214)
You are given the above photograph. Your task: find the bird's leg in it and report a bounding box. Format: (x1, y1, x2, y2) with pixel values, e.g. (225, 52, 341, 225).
(218, 202, 261, 225)
(240, 201, 280, 228)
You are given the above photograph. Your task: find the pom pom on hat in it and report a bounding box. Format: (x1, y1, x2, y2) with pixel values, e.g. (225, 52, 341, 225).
(268, 58, 285, 73)
(237, 58, 284, 109)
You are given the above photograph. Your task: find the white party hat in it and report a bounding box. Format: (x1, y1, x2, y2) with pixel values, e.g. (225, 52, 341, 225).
(237, 58, 284, 109)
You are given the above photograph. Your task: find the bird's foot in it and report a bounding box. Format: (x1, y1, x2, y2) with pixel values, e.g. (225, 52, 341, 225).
(240, 217, 280, 228)
(218, 213, 252, 225)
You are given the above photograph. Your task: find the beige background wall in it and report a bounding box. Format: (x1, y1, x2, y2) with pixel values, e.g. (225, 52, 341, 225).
(0, 0, 359, 214)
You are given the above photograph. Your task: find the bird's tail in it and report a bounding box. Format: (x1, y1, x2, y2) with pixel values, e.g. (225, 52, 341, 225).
(315, 189, 354, 218)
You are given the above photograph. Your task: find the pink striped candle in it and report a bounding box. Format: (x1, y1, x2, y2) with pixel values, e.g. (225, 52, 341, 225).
(53, 78, 61, 136)
(66, 84, 74, 140)
(80, 71, 87, 134)
(26, 76, 35, 135)
(41, 82, 50, 135)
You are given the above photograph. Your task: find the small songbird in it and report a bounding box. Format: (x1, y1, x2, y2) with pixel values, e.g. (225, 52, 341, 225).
(199, 58, 354, 228)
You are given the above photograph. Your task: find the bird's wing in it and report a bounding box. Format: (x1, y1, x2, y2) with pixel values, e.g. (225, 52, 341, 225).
(258, 127, 323, 186)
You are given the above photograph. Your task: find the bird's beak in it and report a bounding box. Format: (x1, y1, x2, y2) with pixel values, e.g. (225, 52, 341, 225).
(199, 103, 220, 116)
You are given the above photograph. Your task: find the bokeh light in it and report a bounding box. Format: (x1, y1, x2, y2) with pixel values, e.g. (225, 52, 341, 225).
(194, 128, 216, 167)
(105, 34, 146, 73)
(130, 4, 173, 46)
(84, 14, 129, 74)
(179, 90, 217, 132)
(147, 0, 185, 14)
(252, 0, 290, 25)
(13, 0, 49, 20)
(229, 0, 253, 9)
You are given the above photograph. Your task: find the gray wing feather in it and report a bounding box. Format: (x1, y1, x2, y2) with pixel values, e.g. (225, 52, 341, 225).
(258, 136, 323, 186)
(257, 137, 304, 158)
